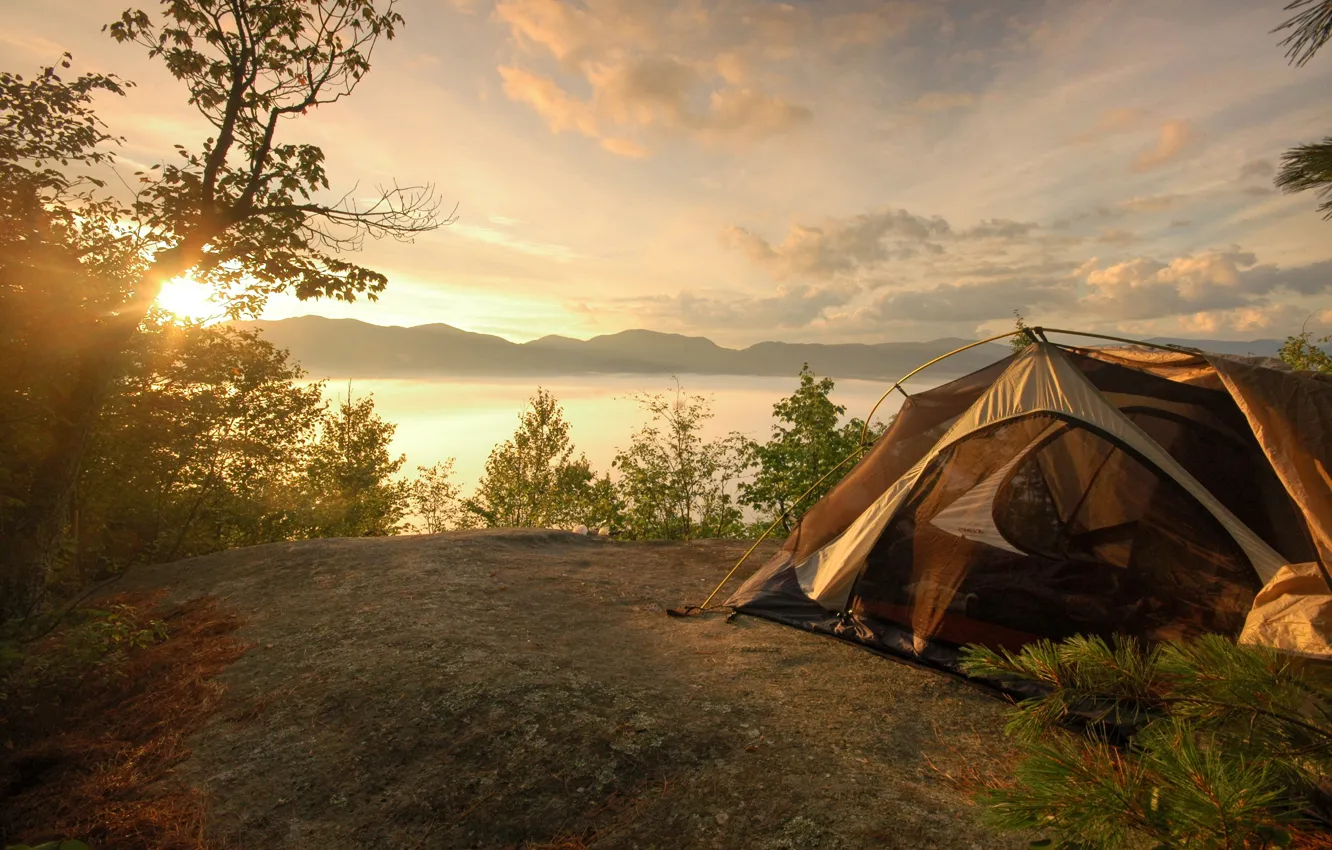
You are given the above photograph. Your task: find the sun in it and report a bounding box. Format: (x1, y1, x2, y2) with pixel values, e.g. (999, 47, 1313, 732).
(156, 276, 221, 322)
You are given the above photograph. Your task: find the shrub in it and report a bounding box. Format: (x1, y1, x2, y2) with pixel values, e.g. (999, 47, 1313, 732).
(959, 634, 1332, 849)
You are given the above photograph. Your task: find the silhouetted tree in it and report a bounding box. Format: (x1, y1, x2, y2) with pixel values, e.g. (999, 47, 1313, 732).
(77, 317, 325, 575)
(410, 460, 470, 534)
(739, 364, 884, 532)
(1, 0, 449, 618)
(613, 381, 745, 540)
(465, 389, 610, 529)
(305, 386, 410, 537)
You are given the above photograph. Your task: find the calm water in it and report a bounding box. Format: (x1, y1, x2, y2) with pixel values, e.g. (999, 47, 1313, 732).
(315, 374, 932, 493)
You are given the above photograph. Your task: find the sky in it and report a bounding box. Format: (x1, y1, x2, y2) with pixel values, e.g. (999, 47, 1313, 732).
(3, 0, 1332, 346)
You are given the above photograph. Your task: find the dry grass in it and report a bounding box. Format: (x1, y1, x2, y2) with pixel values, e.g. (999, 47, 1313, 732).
(1294, 828, 1332, 849)
(921, 715, 1019, 796)
(0, 593, 247, 849)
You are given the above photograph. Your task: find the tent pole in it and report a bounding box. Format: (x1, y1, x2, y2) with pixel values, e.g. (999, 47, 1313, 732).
(1036, 326, 1202, 354)
(687, 446, 868, 614)
(859, 330, 1024, 447)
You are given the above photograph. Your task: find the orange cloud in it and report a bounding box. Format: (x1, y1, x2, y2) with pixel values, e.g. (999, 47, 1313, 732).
(913, 91, 976, 112)
(498, 65, 599, 137)
(1132, 119, 1196, 171)
(599, 136, 650, 158)
(1067, 107, 1148, 144)
(489, 0, 911, 157)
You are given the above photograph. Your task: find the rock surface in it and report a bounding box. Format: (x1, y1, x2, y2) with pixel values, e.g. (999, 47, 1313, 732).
(116, 530, 1021, 849)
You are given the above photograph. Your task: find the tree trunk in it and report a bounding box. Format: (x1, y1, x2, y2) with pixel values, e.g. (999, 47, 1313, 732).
(0, 352, 114, 620)
(0, 234, 213, 621)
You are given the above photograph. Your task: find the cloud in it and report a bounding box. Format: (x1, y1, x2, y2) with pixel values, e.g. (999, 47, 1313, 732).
(1132, 119, 1197, 172)
(488, 0, 914, 156)
(961, 218, 1038, 239)
(451, 222, 583, 261)
(1068, 107, 1149, 144)
(913, 91, 977, 112)
(600, 136, 650, 158)
(1241, 259, 1332, 296)
(1097, 228, 1137, 245)
(1238, 159, 1275, 180)
(1076, 253, 1332, 321)
(631, 281, 863, 330)
(1119, 194, 1180, 213)
(720, 208, 953, 279)
(0, 31, 66, 57)
(868, 278, 1076, 323)
(720, 194, 1332, 336)
(498, 65, 599, 137)
(497, 52, 810, 156)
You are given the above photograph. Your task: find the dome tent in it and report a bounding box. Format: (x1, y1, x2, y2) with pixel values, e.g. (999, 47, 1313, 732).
(721, 333, 1332, 670)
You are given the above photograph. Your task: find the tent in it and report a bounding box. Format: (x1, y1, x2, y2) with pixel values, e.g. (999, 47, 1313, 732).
(724, 334, 1332, 670)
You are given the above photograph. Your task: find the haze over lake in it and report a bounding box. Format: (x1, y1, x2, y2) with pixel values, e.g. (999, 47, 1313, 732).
(315, 373, 925, 496)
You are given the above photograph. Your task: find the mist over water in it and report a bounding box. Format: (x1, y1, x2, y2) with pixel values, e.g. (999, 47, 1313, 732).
(313, 373, 931, 495)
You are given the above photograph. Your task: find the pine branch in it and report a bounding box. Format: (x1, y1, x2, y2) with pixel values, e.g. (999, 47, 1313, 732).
(1275, 138, 1332, 218)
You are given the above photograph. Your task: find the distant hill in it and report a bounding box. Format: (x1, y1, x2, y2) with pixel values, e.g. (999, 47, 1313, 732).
(234, 316, 1015, 381)
(233, 316, 1313, 381)
(1143, 337, 1292, 358)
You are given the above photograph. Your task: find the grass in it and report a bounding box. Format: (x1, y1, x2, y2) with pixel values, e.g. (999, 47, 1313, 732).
(0, 593, 247, 849)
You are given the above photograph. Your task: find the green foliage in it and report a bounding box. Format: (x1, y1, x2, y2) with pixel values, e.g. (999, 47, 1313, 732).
(411, 459, 471, 533)
(1273, 1, 1332, 217)
(465, 388, 613, 529)
(1276, 139, 1332, 219)
(613, 381, 746, 540)
(1274, 0, 1332, 68)
(75, 316, 326, 573)
(0, 58, 145, 617)
(1, 603, 167, 714)
(959, 634, 1332, 849)
(104, 0, 439, 309)
(1278, 329, 1332, 373)
(305, 385, 410, 537)
(1011, 310, 1033, 353)
(738, 364, 884, 532)
(1, 0, 443, 619)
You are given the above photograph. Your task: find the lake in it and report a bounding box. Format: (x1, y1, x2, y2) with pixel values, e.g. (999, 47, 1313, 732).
(315, 373, 931, 495)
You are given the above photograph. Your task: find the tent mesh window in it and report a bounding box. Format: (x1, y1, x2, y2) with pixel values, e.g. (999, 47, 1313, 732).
(784, 355, 1017, 563)
(850, 413, 1261, 651)
(1069, 351, 1315, 563)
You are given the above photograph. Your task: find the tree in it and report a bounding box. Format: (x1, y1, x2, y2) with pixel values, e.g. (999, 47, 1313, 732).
(959, 634, 1332, 849)
(1, 0, 449, 618)
(410, 460, 469, 534)
(304, 386, 410, 537)
(739, 364, 885, 532)
(76, 316, 325, 575)
(1010, 310, 1033, 353)
(1274, 1, 1332, 217)
(465, 389, 605, 529)
(613, 382, 746, 540)
(1, 60, 142, 617)
(1279, 327, 1332, 373)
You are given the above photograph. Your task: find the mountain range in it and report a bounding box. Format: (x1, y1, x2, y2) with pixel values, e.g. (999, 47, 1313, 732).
(232, 316, 1300, 382)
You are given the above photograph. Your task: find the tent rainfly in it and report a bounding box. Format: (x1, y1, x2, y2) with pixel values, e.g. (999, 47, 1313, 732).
(724, 337, 1332, 670)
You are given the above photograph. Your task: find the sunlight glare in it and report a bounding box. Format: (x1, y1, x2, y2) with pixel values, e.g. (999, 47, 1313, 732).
(156, 276, 221, 322)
